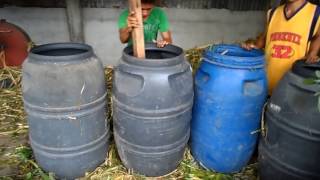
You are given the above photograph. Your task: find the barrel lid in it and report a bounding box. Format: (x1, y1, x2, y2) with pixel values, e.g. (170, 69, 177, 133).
(292, 59, 320, 78)
(203, 44, 265, 68)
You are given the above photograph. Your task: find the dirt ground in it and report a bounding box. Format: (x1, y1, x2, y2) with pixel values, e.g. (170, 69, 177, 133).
(0, 132, 29, 178)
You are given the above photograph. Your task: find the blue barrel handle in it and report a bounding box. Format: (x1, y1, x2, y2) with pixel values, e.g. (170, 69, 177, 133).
(195, 68, 211, 85)
(243, 79, 265, 96)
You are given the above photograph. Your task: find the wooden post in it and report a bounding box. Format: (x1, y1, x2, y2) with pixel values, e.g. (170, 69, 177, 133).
(129, 0, 145, 58)
(66, 0, 84, 43)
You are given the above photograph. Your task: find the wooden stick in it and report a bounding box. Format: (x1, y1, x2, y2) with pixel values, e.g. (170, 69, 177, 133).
(128, 0, 145, 58)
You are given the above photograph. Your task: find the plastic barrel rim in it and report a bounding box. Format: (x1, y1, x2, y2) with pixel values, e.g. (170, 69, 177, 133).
(291, 59, 320, 78)
(203, 44, 265, 68)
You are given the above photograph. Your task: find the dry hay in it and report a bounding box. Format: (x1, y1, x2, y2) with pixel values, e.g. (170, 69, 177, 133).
(0, 66, 32, 179)
(185, 44, 210, 74)
(0, 67, 27, 135)
(0, 46, 259, 179)
(84, 144, 258, 180)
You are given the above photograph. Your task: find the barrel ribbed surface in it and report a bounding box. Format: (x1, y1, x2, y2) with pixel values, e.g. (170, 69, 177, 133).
(191, 44, 267, 173)
(259, 60, 320, 180)
(22, 43, 109, 179)
(113, 43, 193, 176)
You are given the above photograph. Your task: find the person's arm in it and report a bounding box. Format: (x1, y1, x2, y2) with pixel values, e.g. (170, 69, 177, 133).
(242, 32, 267, 50)
(156, 8, 171, 48)
(306, 27, 320, 63)
(242, 8, 274, 50)
(156, 31, 172, 48)
(255, 32, 267, 49)
(118, 11, 139, 44)
(119, 27, 132, 44)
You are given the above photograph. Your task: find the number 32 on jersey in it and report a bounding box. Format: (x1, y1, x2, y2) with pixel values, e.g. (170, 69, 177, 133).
(271, 45, 295, 59)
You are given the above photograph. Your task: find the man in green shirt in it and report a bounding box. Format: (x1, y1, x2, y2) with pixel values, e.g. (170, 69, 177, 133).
(118, 0, 172, 48)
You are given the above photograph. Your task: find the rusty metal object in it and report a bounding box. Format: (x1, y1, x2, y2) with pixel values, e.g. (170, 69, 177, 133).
(0, 19, 31, 68)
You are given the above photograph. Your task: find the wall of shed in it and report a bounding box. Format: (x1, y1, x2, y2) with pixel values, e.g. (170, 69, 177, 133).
(0, 7, 265, 66)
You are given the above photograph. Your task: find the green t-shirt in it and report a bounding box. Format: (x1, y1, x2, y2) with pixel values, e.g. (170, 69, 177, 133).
(118, 7, 170, 44)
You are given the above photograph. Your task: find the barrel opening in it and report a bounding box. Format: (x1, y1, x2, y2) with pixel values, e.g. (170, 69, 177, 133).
(128, 50, 178, 59)
(292, 60, 320, 78)
(30, 43, 93, 61)
(303, 65, 320, 71)
(33, 48, 88, 57)
(124, 43, 183, 60)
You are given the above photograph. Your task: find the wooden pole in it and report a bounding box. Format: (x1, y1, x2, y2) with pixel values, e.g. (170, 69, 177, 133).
(66, 0, 84, 43)
(129, 0, 145, 58)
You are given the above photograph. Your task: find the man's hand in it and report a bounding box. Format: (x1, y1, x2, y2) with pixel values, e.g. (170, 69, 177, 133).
(153, 31, 172, 48)
(155, 39, 169, 48)
(127, 11, 139, 31)
(119, 11, 140, 43)
(306, 53, 320, 64)
(306, 27, 320, 64)
(241, 32, 266, 51)
(241, 42, 258, 51)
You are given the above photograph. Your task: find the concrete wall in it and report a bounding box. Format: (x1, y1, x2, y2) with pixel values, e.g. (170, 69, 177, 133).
(0, 7, 266, 66)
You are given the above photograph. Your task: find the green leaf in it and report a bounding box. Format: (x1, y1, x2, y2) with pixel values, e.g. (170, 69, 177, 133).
(26, 172, 33, 180)
(15, 147, 32, 162)
(304, 78, 316, 85)
(316, 71, 320, 78)
(214, 174, 231, 180)
(39, 170, 50, 180)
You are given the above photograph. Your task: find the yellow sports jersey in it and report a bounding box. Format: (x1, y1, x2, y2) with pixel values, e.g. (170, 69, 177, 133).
(265, 2, 320, 94)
